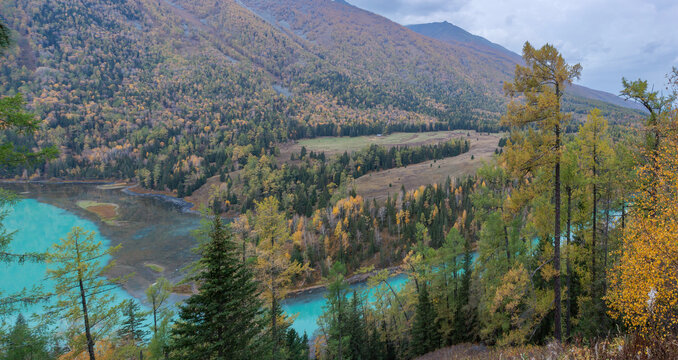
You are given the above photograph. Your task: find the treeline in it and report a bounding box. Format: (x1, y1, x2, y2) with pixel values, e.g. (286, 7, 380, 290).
(234, 138, 469, 217)
(0, 0, 501, 196)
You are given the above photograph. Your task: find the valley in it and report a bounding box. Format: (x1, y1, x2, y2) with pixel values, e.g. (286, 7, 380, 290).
(0, 0, 675, 359)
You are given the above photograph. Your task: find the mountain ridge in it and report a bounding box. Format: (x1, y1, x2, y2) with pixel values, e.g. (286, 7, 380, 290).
(0, 0, 643, 193)
(406, 20, 644, 111)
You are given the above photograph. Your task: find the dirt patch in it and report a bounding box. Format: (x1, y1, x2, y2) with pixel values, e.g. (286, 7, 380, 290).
(87, 204, 117, 219)
(355, 132, 501, 201)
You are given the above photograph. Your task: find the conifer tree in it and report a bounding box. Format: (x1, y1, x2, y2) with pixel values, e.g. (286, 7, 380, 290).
(576, 109, 613, 333)
(118, 299, 148, 345)
(502, 42, 581, 341)
(411, 284, 440, 356)
(1, 314, 51, 359)
(46, 227, 124, 360)
(318, 262, 350, 360)
(170, 217, 265, 359)
(252, 196, 305, 359)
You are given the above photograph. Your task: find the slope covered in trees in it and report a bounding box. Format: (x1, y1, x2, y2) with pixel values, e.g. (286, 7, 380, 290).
(0, 0, 641, 196)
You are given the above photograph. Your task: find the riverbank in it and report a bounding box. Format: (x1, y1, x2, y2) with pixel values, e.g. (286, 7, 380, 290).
(286, 265, 404, 298)
(122, 184, 199, 214)
(1, 179, 200, 214)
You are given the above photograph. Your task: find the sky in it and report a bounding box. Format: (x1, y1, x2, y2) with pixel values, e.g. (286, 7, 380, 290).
(345, 0, 678, 95)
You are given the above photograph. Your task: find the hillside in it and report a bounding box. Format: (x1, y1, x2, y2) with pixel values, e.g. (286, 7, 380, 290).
(407, 21, 645, 114)
(0, 0, 640, 195)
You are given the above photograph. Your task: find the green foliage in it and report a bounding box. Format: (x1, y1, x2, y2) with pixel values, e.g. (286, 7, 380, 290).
(170, 217, 265, 359)
(0, 21, 10, 52)
(147, 310, 173, 360)
(45, 227, 124, 358)
(0, 314, 51, 360)
(145, 276, 171, 336)
(411, 285, 440, 356)
(117, 299, 148, 345)
(0, 93, 58, 170)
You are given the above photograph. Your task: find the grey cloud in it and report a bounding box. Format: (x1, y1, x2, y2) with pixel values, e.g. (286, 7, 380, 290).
(346, 0, 678, 93)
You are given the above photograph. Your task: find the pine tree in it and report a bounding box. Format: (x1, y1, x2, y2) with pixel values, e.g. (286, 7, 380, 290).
(347, 291, 368, 359)
(118, 300, 148, 345)
(1, 314, 51, 360)
(170, 217, 265, 359)
(411, 285, 439, 356)
(318, 262, 350, 360)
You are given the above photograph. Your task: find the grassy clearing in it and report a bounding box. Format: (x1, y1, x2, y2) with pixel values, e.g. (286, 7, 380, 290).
(144, 263, 165, 273)
(355, 132, 501, 201)
(279, 130, 476, 159)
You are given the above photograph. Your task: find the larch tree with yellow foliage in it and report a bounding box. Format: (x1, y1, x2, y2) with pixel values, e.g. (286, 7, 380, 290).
(502, 42, 582, 342)
(252, 196, 307, 359)
(46, 227, 125, 360)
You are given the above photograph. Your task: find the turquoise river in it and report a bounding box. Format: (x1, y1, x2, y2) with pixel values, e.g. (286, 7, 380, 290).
(0, 183, 408, 336)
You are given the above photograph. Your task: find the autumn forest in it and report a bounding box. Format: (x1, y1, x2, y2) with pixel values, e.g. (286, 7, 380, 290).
(1, 0, 677, 359)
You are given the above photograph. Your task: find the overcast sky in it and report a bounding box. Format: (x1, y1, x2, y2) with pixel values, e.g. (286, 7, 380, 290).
(345, 0, 678, 94)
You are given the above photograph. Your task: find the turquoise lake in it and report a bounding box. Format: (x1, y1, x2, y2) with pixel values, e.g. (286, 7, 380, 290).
(0, 198, 137, 318)
(0, 183, 411, 337)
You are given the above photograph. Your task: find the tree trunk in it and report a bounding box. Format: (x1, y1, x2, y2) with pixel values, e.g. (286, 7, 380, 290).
(272, 285, 278, 360)
(152, 299, 157, 335)
(592, 173, 597, 301)
(76, 237, 96, 360)
(553, 122, 562, 342)
(565, 186, 572, 340)
(603, 194, 610, 295)
(504, 224, 511, 265)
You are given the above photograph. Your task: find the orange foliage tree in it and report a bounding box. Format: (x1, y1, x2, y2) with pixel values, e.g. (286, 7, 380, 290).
(607, 111, 678, 336)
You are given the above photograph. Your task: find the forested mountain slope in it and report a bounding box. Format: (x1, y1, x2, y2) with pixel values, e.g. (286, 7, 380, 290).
(407, 21, 645, 114)
(0, 0, 640, 194)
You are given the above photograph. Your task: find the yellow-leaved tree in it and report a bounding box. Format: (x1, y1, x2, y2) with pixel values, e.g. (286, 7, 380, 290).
(252, 196, 307, 358)
(607, 110, 678, 336)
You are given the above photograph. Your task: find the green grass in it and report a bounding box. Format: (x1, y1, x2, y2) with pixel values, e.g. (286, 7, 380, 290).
(295, 131, 467, 155)
(144, 263, 165, 273)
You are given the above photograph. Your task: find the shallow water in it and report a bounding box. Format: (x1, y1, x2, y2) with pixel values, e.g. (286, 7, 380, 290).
(1, 198, 137, 318)
(0, 183, 410, 336)
(1, 183, 202, 302)
(282, 273, 409, 337)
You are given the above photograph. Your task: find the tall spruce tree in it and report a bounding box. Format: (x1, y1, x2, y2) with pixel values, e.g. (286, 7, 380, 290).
(411, 285, 439, 356)
(170, 217, 265, 359)
(118, 299, 148, 345)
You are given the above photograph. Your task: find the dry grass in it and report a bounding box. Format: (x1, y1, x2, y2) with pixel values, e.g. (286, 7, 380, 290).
(415, 336, 678, 360)
(76, 200, 119, 224)
(355, 132, 501, 201)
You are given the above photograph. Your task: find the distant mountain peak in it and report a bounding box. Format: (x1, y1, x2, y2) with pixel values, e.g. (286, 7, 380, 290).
(406, 21, 522, 63)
